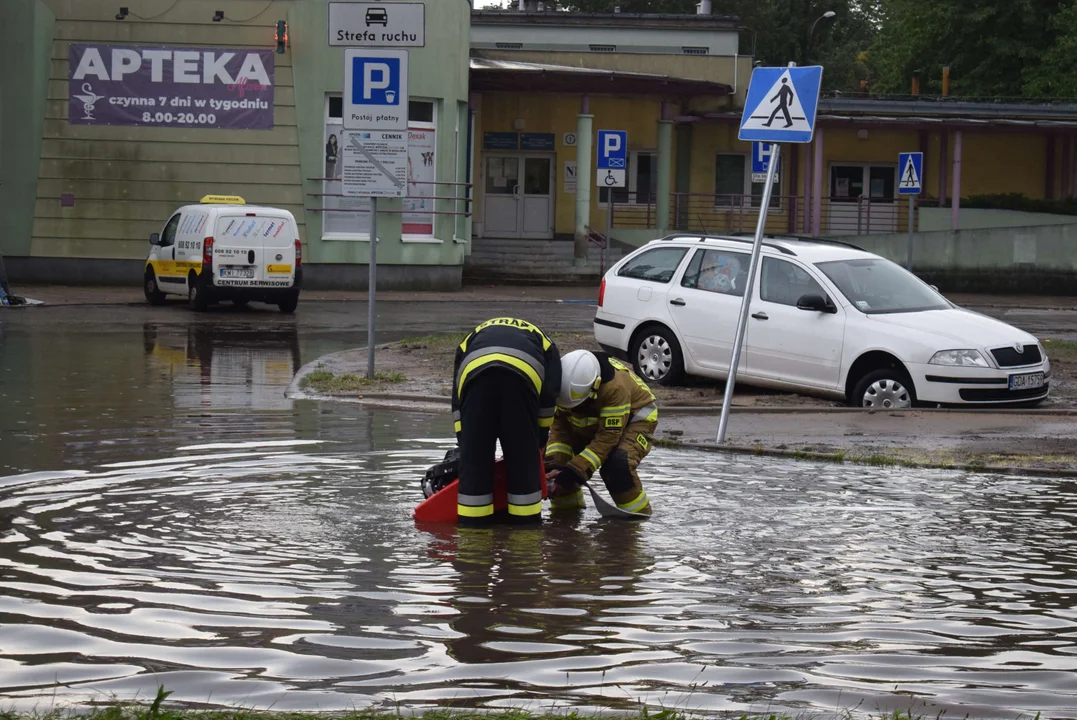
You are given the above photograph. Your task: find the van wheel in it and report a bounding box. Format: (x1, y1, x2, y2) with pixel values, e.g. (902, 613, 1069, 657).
(630, 323, 684, 386)
(277, 292, 299, 315)
(188, 274, 209, 312)
(144, 270, 166, 305)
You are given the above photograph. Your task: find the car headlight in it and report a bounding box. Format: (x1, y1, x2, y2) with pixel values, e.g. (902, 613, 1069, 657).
(928, 349, 990, 367)
(1040, 344, 1051, 377)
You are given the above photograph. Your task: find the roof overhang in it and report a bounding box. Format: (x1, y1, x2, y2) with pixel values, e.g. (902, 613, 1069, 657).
(469, 57, 733, 97)
(678, 97, 1077, 129)
(470, 10, 740, 30)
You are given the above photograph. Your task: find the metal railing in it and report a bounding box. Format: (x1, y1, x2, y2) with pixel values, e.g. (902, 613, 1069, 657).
(305, 178, 473, 216)
(609, 192, 916, 237)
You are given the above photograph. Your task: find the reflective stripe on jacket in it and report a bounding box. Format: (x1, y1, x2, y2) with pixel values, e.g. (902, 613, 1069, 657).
(451, 318, 561, 445)
(547, 355, 656, 476)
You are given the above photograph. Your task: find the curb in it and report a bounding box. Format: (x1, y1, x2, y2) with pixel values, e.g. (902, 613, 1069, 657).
(660, 439, 1077, 480)
(290, 389, 1077, 417)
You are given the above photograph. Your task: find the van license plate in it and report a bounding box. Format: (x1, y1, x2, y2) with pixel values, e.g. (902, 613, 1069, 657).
(221, 267, 254, 279)
(1009, 372, 1045, 390)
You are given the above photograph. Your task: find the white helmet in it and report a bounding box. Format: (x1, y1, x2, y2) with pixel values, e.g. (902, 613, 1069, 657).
(558, 350, 600, 408)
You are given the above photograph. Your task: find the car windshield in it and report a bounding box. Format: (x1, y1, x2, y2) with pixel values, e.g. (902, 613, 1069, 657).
(815, 257, 951, 314)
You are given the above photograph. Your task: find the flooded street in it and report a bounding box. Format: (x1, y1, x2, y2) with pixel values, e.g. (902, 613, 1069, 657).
(2, 305, 1077, 718)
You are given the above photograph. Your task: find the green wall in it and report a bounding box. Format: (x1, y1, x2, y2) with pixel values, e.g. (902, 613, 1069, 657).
(0, 0, 54, 257)
(290, 0, 471, 267)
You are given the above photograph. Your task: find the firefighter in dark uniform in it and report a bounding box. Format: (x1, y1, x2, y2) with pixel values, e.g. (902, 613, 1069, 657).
(452, 317, 561, 525)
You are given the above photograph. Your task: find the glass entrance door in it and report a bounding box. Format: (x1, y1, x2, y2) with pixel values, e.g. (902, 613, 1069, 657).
(482, 155, 554, 238)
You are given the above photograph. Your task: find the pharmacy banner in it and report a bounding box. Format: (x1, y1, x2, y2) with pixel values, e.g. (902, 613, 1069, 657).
(68, 44, 275, 129)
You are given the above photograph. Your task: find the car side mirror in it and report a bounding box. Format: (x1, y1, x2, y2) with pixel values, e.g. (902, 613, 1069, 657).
(150, 232, 160, 245)
(797, 293, 836, 313)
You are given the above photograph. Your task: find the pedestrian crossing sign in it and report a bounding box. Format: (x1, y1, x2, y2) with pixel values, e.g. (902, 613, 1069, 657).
(739, 65, 824, 144)
(898, 152, 923, 195)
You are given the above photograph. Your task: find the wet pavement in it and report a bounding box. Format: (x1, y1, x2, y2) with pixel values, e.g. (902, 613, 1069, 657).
(2, 302, 1077, 718)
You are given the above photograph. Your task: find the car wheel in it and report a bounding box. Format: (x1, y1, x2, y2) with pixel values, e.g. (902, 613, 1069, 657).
(277, 292, 299, 315)
(852, 368, 915, 409)
(188, 273, 209, 312)
(631, 324, 684, 386)
(144, 270, 166, 305)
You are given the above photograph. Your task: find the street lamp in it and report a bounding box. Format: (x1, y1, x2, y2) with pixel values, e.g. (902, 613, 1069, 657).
(804, 10, 837, 65)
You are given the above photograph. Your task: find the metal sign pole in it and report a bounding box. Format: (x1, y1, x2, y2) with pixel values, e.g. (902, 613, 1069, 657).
(716, 143, 780, 444)
(906, 194, 915, 270)
(367, 196, 378, 378)
(604, 198, 612, 276)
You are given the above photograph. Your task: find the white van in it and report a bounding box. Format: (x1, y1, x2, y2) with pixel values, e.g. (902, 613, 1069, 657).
(144, 195, 302, 313)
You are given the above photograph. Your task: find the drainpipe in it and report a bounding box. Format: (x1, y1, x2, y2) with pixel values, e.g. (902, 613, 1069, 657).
(812, 128, 824, 237)
(574, 95, 593, 263)
(951, 130, 963, 231)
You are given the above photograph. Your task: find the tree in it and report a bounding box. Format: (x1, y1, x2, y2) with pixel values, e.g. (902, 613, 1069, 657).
(869, 0, 1065, 98)
(1024, 1, 1077, 98)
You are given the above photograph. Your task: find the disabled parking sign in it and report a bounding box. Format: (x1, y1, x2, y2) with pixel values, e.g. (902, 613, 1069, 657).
(597, 129, 627, 188)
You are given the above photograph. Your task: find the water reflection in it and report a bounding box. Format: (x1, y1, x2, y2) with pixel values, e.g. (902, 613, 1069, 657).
(3, 439, 1076, 717)
(142, 323, 300, 411)
(2, 313, 1077, 718)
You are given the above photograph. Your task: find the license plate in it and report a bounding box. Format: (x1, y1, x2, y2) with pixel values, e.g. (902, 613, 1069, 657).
(1009, 372, 1045, 390)
(220, 266, 254, 279)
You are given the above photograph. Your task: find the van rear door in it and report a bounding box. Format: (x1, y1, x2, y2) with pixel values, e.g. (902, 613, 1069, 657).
(212, 211, 295, 289)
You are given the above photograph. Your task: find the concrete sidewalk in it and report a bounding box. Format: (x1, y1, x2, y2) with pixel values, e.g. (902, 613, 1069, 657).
(657, 409, 1077, 473)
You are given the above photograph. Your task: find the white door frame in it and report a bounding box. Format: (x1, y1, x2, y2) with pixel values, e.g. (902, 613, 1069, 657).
(480, 152, 555, 239)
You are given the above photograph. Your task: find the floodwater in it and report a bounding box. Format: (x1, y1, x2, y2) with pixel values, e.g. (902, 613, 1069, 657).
(2, 306, 1077, 718)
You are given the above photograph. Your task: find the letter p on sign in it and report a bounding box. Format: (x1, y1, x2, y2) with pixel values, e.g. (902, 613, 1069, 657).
(604, 134, 621, 156)
(351, 56, 401, 106)
(363, 63, 390, 99)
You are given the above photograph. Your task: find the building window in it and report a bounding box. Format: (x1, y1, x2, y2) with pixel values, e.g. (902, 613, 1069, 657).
(600, 151, 657, 206)
(589, 44, 616, 52)
(714, 153, 780, 209)
(682, 46, 708, 55)
(322, 96, 437, 240)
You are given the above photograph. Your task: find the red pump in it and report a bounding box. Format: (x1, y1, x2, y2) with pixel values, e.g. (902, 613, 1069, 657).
(413, 457, 548, 523)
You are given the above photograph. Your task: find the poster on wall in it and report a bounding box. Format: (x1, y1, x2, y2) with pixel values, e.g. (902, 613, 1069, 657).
(68, 44, 275, 129)
(403, 127, 435, 236)
(324, 123, 371, 235)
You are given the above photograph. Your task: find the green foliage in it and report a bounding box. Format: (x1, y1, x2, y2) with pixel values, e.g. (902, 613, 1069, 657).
(869, 0, 1069, 98)
(946, 193, 1077, 215)
(1024, 1, 1077, 97)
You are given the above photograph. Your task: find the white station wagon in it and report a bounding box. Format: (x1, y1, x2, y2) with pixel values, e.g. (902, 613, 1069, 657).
(593, 234, 1050, 408)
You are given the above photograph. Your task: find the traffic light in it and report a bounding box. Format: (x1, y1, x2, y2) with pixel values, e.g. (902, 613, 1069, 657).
(275, 20, 288, 54)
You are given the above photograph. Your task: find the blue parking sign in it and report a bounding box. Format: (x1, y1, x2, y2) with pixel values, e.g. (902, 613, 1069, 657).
(751, 142, 779, 175)
(351, 56, 400, 106)
(344, 48, 409, 130)
(597, 130, 627, 188)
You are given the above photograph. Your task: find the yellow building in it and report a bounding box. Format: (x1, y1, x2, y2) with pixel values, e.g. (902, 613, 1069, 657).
(468, 9, 1077, 280)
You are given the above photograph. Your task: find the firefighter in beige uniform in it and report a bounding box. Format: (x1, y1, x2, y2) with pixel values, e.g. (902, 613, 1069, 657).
(545, 350, 657, 515)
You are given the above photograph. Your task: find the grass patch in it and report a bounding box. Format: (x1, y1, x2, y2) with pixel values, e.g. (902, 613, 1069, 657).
(1042, 339, 1077, 352)
(300, 369, 406, 393)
